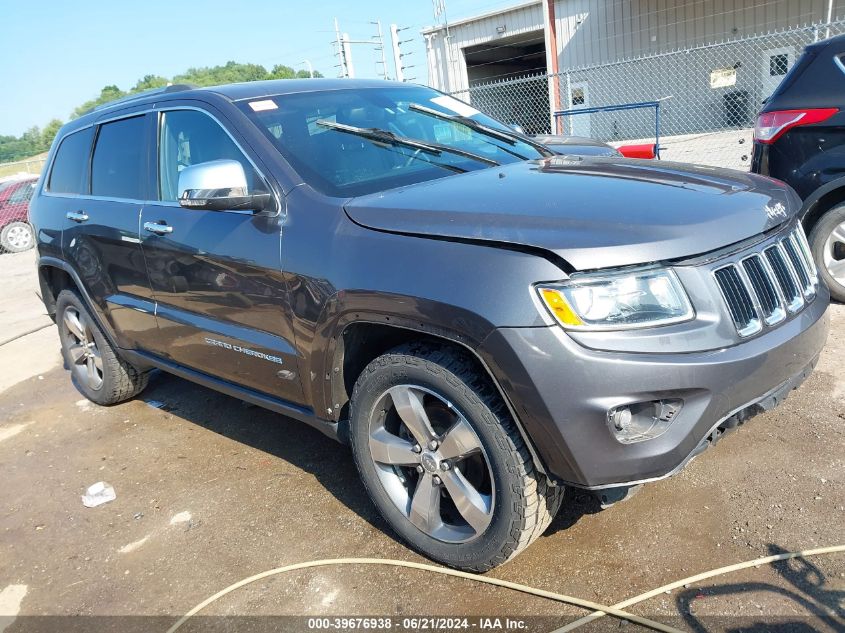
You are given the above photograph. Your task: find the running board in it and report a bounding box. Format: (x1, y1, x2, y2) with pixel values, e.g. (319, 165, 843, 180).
(122, 349, 342, 442)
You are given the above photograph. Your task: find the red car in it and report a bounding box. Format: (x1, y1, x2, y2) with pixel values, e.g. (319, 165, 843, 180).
(0, 177, 37, 252)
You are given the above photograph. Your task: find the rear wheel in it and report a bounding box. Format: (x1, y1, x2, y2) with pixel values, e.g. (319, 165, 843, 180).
(809, 204, 845, 302)
(349, 343, 563, 571)
(0, 221, 34, 253)
(56, 290, 149, 405)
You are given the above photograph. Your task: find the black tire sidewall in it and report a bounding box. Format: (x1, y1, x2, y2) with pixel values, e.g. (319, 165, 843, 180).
(1, 221, 34, 253)
(349, 354, 525, 570)
(808, 205, 845, 302)
(56, 290, 115, 404)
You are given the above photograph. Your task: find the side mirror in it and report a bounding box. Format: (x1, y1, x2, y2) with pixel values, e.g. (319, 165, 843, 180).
(178, 159, 272, 212)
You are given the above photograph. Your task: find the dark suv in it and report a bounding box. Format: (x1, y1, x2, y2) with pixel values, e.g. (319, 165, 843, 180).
(751, 33, 845, 301)
(31, 80, 828, 571)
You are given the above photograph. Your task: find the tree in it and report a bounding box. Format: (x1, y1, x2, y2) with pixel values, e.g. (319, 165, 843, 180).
(2, 59, 326, 164)
(132, 74, 169, 92)
(41, 119, 63, 150)
(269, 64, 297, 79)
(72, 84, 127, 118)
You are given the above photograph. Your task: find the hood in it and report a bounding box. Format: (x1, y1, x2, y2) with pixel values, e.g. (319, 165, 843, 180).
(533, 134, 620, 157)
(344, 156, 800, 271)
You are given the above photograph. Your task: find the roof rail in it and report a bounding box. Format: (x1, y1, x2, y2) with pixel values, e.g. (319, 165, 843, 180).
(86, 84, 197, 115)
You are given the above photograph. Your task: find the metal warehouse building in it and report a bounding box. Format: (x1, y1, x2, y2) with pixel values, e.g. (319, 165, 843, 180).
(422, 0, 845, 166)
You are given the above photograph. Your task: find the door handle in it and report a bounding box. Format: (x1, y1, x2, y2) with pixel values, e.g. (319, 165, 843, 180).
(66, 211, 89, 223)
(143, 221, 173, 235)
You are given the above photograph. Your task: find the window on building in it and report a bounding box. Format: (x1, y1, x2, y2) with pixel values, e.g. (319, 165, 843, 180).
(770, 53, 789, 77)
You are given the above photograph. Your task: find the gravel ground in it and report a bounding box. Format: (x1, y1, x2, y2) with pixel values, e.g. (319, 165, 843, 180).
(0, 250, 842, 633)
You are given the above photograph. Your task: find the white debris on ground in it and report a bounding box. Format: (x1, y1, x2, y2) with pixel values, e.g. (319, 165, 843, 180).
(0, 422, 32, 444)
(118, 536, 150, 554)
(81, 482, 116, 508)
(170, 511, 192, 525)
(0, 584, 27, 633)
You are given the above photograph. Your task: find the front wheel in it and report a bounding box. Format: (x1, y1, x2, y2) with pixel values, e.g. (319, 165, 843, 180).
(349, 343, 563, 571)
(809, 204, 845, 302)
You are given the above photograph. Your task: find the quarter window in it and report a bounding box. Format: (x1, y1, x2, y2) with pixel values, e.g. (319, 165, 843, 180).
(158, 110, 259, 202)
(91, 116, 147, 200)
(48, 127, 94, 195)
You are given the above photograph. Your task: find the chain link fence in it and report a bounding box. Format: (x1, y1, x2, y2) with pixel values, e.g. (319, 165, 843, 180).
(453, 20, 845, 171)
(0, 156, 46, 182)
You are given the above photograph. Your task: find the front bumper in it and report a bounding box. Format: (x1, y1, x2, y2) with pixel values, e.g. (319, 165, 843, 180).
(477, 284, 830, 489)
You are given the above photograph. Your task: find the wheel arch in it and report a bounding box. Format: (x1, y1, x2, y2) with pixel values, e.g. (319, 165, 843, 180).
(37, 257, 121, 349)
(326, 318, 551, 479)
(800, 176, 845, 230)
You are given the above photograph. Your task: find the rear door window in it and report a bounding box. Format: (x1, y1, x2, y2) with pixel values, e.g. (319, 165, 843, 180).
(48, 127, 94, 195)
(91, 116, 147, 200)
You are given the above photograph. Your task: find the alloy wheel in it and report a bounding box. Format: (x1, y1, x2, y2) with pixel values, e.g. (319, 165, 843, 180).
(5, 224, 32, 250)
(367, 385, 494, 543)
(62, 307, 104, 390)
(823, 220, 845, 285)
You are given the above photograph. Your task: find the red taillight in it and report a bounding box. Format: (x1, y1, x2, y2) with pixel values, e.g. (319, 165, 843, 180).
(754, 108, 839, 144)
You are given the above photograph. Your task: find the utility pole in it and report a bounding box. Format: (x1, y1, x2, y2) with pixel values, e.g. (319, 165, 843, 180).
(334, 18, 399, 80)
(390, 24, 404, 82)
(334, 18, 347, 78)
(342, 33, 355, 78)
(372, 21, 390, 80)
(390, 24, 415, 82)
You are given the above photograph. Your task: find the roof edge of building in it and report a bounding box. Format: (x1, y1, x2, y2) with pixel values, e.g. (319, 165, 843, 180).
(421, 0, 542, 35)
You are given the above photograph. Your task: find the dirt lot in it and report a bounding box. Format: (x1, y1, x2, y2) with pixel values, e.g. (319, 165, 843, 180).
(0, 250, 842, 633)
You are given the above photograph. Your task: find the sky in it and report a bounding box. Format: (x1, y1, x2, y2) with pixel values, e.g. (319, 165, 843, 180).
(0, 0, 525, 137)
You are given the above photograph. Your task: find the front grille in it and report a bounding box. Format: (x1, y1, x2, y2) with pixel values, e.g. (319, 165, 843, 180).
(713, 225, 817, 337)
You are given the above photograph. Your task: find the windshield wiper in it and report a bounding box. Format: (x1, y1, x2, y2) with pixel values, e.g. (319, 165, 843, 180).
(408, 103, 553, 157)
(316, 119, 500, 167)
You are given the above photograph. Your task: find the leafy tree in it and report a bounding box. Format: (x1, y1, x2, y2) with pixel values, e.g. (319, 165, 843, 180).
(41, 119, 63, 149)
(72, 84, 127, 118)
(132, 74, 169, 92)
(2, 60, 324, 163)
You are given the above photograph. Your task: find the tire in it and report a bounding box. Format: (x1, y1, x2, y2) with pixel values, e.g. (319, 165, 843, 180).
(808, 204, 845, 302)
(0, 221, 34, 253)
(55, 289, 149, 405)
(349, 342, 563, 572)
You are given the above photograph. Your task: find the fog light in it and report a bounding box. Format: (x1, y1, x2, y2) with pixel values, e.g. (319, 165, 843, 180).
(607, 399, 683, 444)
(609, 407, 633, 431)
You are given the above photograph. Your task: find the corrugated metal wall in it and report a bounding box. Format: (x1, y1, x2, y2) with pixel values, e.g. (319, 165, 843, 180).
(424, 1, 544, 92)
(424, 0, 845, 92)
(556, 0, 845, 69)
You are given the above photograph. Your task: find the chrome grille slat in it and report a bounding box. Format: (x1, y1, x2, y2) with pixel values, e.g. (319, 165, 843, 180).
(714, 265, 761, 336)
(765, 244, 803, 312)
(741, 255, 785, 325)
(713, 224, 817, 338)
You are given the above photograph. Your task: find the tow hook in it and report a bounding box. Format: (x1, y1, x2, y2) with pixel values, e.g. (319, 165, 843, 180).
(597, 484, 643, 509)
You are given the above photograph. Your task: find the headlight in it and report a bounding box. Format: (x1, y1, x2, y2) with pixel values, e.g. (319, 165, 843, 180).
(537, 268, 694, 330)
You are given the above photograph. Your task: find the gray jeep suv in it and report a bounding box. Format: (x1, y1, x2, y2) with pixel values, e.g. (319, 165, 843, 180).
(29, 79, 829, 571)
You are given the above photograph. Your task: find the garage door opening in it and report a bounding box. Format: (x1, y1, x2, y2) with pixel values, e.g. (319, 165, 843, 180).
(462, 30, 550, 134)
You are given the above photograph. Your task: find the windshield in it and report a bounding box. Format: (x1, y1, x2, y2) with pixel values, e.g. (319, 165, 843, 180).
(238, 86, 546, 196)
